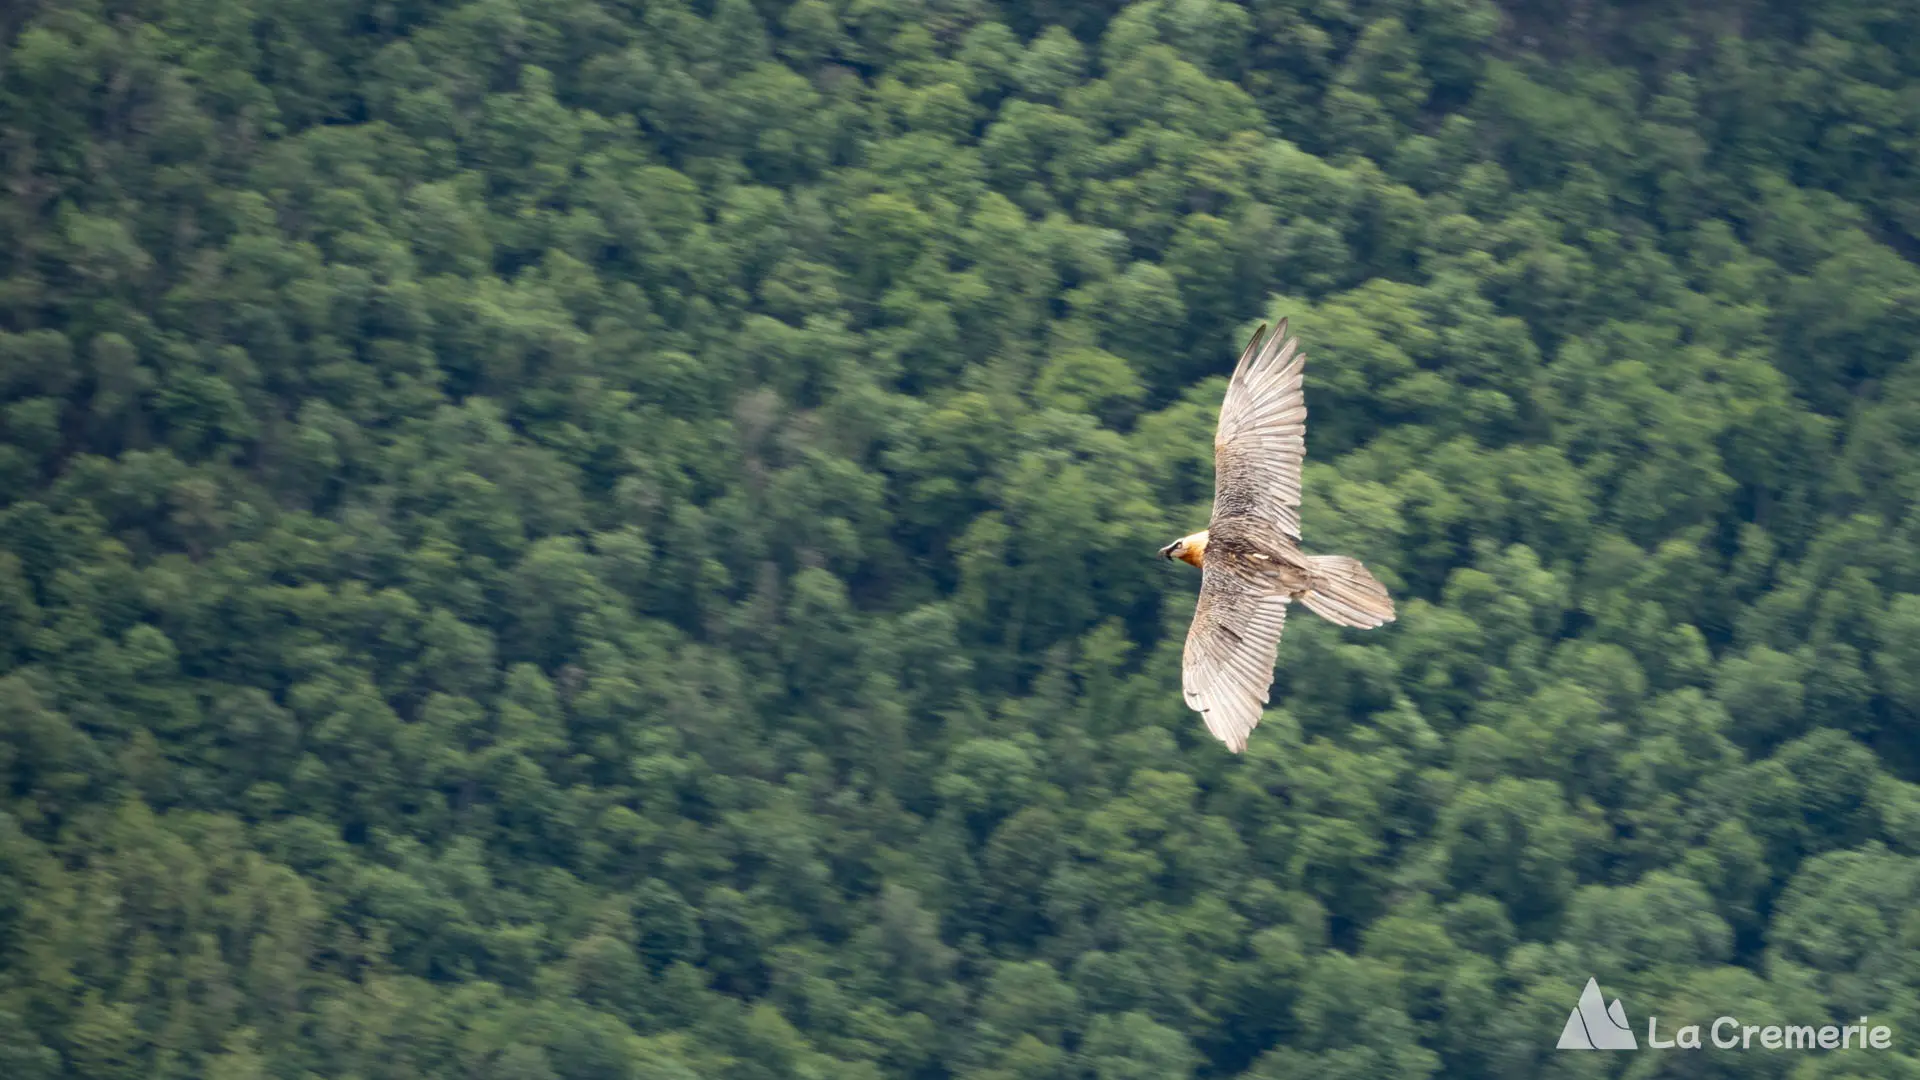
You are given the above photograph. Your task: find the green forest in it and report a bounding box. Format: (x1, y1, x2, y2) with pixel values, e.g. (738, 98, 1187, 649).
(4, 0, 1920, 1076)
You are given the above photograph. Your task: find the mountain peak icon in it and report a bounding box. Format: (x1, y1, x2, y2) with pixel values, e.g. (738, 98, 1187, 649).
(1557, 977, 1637, 1050)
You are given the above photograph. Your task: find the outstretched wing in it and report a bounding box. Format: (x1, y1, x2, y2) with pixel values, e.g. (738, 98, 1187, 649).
(1182, 560, 1290, 753)
(1210, 320, 1307, 543)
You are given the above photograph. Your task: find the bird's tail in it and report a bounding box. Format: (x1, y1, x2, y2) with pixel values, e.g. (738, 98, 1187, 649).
(1299, 555, 1396, 629)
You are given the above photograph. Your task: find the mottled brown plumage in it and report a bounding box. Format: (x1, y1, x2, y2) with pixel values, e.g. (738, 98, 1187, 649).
(1160, 319, 1396, 752)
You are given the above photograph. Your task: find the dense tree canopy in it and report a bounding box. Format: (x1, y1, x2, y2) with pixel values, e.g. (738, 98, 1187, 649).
(4, 0, 1920, 1076)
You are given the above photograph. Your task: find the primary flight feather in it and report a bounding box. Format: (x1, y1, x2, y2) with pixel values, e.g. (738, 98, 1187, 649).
(1159, 319, 1396, 752)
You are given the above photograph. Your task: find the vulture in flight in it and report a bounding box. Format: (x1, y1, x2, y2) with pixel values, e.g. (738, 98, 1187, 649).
(1160, 319, 1396, 752)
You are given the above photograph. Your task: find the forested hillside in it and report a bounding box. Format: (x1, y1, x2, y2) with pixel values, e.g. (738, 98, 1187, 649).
(4, 0, 1920, 1076)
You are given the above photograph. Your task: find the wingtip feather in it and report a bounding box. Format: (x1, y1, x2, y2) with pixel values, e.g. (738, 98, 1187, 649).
(1233, 323, 1268, 381)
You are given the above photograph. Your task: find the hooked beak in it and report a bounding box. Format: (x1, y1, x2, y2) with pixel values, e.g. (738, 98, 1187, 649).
(1159, 542, 1177, 561)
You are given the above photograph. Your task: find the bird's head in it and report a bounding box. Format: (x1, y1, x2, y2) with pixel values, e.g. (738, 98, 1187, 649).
(1160, 530, 1209, 569)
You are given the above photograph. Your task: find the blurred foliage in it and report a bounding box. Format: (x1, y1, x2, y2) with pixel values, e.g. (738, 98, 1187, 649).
(3, 0, 1920, 1076)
